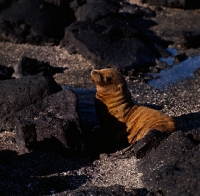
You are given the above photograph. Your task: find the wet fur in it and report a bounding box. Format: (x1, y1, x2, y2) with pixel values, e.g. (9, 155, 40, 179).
(91, 68, 176, 147)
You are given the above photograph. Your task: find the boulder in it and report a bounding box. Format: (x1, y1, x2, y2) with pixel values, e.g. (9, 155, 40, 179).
(0, 0, 75, 45)
(61, 17, 162, 73)
(0, 75, 62, 132)
(12, 57, 63, 79)
(74, 0, 119, 22)
(15, 90, 83, 156)
(137, 130, 200, 196)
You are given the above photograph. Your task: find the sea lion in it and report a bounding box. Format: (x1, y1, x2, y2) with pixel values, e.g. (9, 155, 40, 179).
(91, 68, 176, 150)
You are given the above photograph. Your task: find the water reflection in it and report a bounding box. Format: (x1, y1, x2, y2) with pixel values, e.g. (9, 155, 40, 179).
(149, 48, 200, 89)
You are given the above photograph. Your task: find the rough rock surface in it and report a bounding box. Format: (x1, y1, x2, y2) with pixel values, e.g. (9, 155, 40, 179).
(61, 16, 167, 73)
(0, 0, 74, 45)
(114, 130, 168, 159)
(137, 130, 200, 196)
(74, 0, 120, 22)
(15, 89, 83, 156)
(0, 75, 62, 132)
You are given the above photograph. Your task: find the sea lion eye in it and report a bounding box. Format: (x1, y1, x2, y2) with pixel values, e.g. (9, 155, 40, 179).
(105, 76, 112, 82)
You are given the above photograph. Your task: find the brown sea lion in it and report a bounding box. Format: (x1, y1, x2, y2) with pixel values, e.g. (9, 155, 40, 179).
(91, 68, 176, 149)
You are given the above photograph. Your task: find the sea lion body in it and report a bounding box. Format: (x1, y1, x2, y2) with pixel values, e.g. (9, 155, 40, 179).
(91, 68, 176, 147)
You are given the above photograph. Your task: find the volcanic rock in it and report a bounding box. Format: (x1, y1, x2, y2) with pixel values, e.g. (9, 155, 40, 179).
(74, 0, 119, 22)
(61, 17, 163, 73)
(12, 57, 63, 78)
(138, 130, 200, 196)
(0, 0, 75, 45)
(15, 90, 83, 156)
(182, 31, 200, 49)
(173, 53, 188, 65)
(0, 75, 62, 132)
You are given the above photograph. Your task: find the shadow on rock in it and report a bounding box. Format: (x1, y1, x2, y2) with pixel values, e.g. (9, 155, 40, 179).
(0, 150, 91, 195)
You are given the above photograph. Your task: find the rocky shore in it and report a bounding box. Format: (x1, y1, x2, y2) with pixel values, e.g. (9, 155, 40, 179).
(0, 0, 200, 195)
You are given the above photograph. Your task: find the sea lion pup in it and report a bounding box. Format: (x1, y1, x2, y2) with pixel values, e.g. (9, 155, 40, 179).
(91, 68, 176, 150)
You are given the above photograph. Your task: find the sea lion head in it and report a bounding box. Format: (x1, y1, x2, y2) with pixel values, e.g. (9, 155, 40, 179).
(91, 68, 127, 94)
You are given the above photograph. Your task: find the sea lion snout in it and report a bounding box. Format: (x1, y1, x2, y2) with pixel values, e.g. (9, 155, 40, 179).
(91, 70, 101, 82)
(91, 70, 98, 76)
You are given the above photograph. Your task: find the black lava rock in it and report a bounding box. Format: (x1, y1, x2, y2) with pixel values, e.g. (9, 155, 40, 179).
(75, 0, 119, 22)
(0, 75, 62, 132)
(132, 130, 168, 159)
(61, 17, 158, 73)
(0, 0, 14, 11)
(0, 0, 75, 45)
(137, 130, 200, 196)
(12, 57, 63, 78)
(15, 90, 83, 156)
(173, 53, 188, 65)
(182, 31, 200, 49)
(0, 64, 14, 80)
(109, 130, 168, 159)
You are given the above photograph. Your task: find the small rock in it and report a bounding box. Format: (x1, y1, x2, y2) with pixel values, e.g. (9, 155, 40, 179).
(173, 53, 188, 65)
(12, 57, 63, 78)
